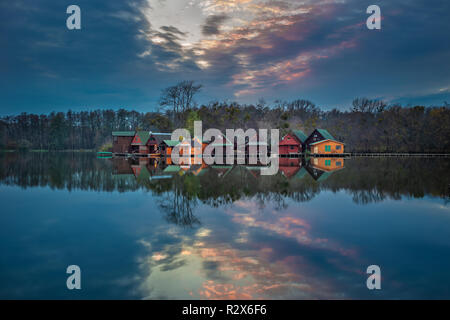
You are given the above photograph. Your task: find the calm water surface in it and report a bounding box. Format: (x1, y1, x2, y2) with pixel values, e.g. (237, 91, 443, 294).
(0, 153, 449, 299)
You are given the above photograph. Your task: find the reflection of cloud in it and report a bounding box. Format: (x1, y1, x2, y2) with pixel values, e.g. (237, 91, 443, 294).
(231, 200, 356, 257)
(135, 198, 361, 299)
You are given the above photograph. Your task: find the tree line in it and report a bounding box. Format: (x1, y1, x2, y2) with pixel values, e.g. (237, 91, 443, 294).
(0, 81, 449, 152)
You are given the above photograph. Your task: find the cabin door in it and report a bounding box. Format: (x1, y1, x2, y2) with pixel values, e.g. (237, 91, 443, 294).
(313, 147, 318, 154)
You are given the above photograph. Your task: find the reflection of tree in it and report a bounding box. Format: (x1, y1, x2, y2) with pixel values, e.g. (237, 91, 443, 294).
(351, 190, 388, 205)
(157, 177, 200, 228)
(1, 153, 449, 207)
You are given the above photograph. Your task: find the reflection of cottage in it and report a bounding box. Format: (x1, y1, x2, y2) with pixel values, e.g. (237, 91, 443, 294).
(304, 129, 344, 155)
(306, 157, 344, 181)
(111, 158, 133, 175)
(112, 131, 135, 153)
(311, 158, 344, 172)
(131, 158, 150, 177)
(279, 157, 301, 178)
(212, 165, 233, 178)
(245, 166, 263, 179)
(279, 130, 307, 156)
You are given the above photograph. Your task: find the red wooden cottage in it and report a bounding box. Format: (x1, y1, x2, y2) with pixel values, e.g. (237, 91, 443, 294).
(279, 130, 307, 155)
(131, 131, 173, 155)
(130, 131, 151, 154)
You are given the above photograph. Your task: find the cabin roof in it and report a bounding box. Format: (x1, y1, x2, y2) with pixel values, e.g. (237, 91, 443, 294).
(150, 133, 172, 145)
(309, 139, 345, 146)
(162, 140, 180, 147)
(112, 131, 135, 137)
(133, 131, 151, 145)
(293, 130, 307, 143)
(316, 129, 335, 141)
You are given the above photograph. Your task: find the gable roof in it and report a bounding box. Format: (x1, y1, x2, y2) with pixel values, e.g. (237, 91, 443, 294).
(150, 133, 172, 144)
(309, 139, 345, 146)
(112, 131, 135, 137)
(293, 130, 307, 143)
(162, 140, 180, 147)
(316, 129, 335, 141)
(132, 131, 150, 145)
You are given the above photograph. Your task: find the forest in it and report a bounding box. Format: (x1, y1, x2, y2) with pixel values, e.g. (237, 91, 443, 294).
(1, 81, 449, 152)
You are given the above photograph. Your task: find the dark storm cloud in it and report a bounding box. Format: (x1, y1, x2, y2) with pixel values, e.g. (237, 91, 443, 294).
(160, 25, 186, 36)
(201, 14, 229, 36)
(0, 0, 449, 113)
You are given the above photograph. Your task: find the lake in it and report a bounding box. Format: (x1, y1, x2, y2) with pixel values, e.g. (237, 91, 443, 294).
(0, 152, 449, 299)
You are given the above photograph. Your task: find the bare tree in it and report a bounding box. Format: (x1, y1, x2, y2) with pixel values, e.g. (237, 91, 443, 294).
(159, 80, 202, 126)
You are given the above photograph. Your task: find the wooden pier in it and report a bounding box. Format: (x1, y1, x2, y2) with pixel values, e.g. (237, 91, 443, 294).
(110, 152, 449, 159)
(350, 153, 450, 158)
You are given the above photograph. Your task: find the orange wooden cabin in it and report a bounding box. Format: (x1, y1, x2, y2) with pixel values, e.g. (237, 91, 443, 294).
(305, 129, 344, 154)
(309, 139, 344, 155)
(279, 130, 307, 155)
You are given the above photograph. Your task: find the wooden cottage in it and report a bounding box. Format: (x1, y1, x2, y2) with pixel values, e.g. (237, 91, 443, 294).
(304, 129, 344, 154)
(148, 133, 172, 154)
(159, 140, 179, 157)
(112, 131, 135, 153)
(130, 131, 151, 154)
(279, 130, 307, 155)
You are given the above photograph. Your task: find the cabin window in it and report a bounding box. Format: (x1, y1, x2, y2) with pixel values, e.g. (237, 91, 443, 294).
(336, 145, 341, 150)
(290, 146, 294, 150)
(336, 161, 342, 166)
(325, 145, 331, 151)
(325, 160, 331, 166)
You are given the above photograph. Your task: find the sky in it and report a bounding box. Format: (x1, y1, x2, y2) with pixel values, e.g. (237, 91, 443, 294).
(1, 0, 449, 115)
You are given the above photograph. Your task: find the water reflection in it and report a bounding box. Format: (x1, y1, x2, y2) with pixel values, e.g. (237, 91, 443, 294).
(0, 152, 449, 299)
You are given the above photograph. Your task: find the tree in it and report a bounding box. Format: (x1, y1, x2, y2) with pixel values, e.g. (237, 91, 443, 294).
(159, 80, 202, 126)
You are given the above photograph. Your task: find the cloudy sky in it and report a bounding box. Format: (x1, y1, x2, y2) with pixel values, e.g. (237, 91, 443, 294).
(1, 0, 449, 114)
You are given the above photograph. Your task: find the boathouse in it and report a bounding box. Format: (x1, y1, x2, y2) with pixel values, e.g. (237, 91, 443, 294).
(130, 131, 152, 154)
(112, 131, 135, 153)
(304, 129, 344, 154)
(159, 140, 179, 157)
(279, 130, 307, 155)
(148, 133, 172, 154)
